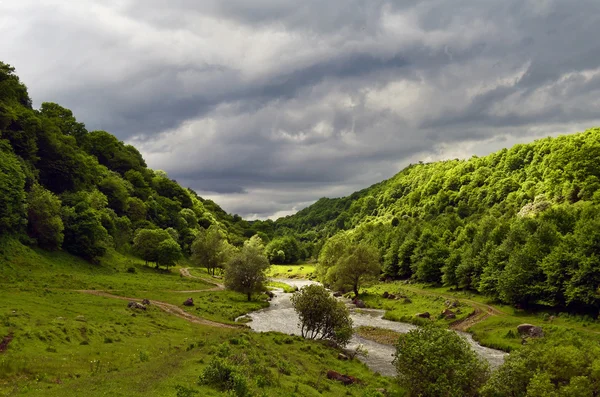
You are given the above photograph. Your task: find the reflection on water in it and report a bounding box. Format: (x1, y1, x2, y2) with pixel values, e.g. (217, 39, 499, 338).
(241, 278, 507, 376)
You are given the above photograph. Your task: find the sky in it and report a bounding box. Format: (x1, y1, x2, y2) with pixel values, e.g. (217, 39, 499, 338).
(2, 0, 600, 219)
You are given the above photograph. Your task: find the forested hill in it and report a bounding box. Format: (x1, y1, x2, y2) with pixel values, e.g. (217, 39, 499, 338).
(0, 62, 258, 260)
(275, 128, 600, 313)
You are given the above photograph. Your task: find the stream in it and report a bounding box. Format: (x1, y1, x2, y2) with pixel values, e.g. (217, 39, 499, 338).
(240, 278, 507, 377)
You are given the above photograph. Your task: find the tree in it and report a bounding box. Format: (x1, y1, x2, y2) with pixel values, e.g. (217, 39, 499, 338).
(290, 284, 353, 347)
(27, 184, 64, 249)
(61, 202, 109, 261)
(0, 140, 26, 233)
(133, 228, 172, 267)
(224, 244, 269, 301)
(191, 225, 231, 276)
(394, 325, 489, 397)
(319, 236, 380, 297)
(481, 332, 600, 397)
(156, 238, 182, 270)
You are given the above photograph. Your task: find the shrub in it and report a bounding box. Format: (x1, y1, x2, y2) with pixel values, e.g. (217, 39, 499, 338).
(198, 357, 249, 397)
(394, 324, 489, 397)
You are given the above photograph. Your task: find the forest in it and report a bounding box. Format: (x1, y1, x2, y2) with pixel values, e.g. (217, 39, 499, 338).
(3, 59, 600, 315)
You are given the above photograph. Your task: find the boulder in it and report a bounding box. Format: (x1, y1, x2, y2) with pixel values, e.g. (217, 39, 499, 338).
(387, 294, 396, 300)
(326, 370, 358, 385)
(127, 301, 146, 310)
(333, 291, 343, 297)
(402, 297, 412, 304)
(416, 312, 430, 319)
(183, 298, 194, 307)
(382, 291, 389, 299)
(353, 299, 366, 308)
(517, 324, 544, 338)
(442, 309, 456, 319)
(337, 353, 348, 361)
(265, 290, 274, 299)
(142, 299, 151, 306)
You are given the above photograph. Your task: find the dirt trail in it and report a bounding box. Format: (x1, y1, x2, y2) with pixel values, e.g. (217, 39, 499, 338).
(401, 285, 505, 331)
(179, 268, 225, 290)
(77, 290, 236, 329)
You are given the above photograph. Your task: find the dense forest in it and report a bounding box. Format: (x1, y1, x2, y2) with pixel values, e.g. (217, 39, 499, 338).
(0, 61, 270, 263)
(3, 60, 600, 315)
(274, 128, 600, 314)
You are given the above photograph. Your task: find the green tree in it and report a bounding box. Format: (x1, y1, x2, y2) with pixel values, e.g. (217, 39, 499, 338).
(133, 228, 172, 267)
(481, 332, 600, 397)
(332, 243, 380, 297)
(27, 184, 64, 249)
(156, 238, 182, 270)
(290, 284, 353, 347)
(224, 244, 269, 301)
(61, 202, 109, 261)
(0, 140, 26, 233)
(394, 325, 489, 397)
(191, 225, 232, 276)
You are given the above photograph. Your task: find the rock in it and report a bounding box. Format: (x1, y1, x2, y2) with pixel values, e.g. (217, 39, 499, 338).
(337, 353, 348, 361)
(333, 291, 343, 297)
(382, 291, 389, 298)
(402, 297, 412, 304)
(517, 324, 544, 338)
(387, 294, 396, 300)
(127, 301, 146, 310)
(442, 309, 456, 319)
(142, 299, 151, 306)
(353, 299, 366, 308)
(183, 298, 194, 307)
(265, 290, 274, 298)
(376, 388, 388, 396)
(326, 370, 358, 385)
(416, 312, 430, 319)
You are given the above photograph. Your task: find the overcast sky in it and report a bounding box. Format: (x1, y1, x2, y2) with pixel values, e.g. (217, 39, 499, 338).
(2, 0, 600, 219)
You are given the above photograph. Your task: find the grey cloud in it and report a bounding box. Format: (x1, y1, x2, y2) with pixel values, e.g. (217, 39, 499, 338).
(2, 0, 600, 218)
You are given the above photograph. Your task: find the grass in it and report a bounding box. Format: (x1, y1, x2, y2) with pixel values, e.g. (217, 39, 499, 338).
(359, 283, 471, 328)
(0, 239, 403, 396)
(267, 281, 297, 293)
(354, 327, 403, 346)
(267, 264, 317, 279)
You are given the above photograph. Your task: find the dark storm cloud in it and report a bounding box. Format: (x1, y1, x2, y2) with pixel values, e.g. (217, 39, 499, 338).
(2, 0, 600, 218)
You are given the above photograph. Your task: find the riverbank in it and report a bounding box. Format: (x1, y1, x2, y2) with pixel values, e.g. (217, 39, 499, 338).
(270, 264, 600, 352)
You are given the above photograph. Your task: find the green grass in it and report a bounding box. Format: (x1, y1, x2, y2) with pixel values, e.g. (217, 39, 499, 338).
(267, 281, 297, 293)
(359, 283, 471, 327)
(267, 264, 317, 279)
(0, 239, 403, 396)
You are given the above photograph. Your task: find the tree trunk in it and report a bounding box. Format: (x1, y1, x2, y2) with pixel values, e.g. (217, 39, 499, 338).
(353, 283, 359, 298)
(247, 292, 251, 301)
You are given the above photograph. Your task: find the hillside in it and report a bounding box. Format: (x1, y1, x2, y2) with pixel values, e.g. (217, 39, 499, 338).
(0, 62, 262, 262)
(274, 128, 600, 312)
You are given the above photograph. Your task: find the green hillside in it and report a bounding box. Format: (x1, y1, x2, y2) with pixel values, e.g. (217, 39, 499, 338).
(275, 128, 600, 313)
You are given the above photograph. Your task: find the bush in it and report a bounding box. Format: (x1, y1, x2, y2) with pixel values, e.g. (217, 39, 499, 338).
(290, 284, 353, 347)
(394, 324, 489, 397)
(198, 357, 249, 397)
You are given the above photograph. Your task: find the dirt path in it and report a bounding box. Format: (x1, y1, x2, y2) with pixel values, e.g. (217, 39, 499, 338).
(400, 285, 506, 331)
(179, 268, 225, 290)
(77, 290, 236, 329)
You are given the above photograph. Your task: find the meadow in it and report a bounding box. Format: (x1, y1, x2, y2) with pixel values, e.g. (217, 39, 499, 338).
(0, 240, 402, 396)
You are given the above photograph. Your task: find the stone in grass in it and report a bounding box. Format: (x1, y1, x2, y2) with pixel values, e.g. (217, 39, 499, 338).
(337, 353, 349, 361)
(127, 301, 146, 310)
(326, 370, 359, 385)
(517, 324, 544, 338)
(416, 312, 431, 319)
(353, 299, 366, 308)
(142, 299, 151, 305)
(183, 298, 194, 307)
(442, 309, 456, 319)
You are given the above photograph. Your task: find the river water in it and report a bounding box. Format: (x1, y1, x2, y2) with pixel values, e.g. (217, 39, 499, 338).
(241, 278, 507, 376)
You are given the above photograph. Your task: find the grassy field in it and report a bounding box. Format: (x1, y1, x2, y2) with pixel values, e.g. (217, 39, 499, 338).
(356, 281, 600, 352)
(267, 264, 317, 279)
(0, 240, 403, 396)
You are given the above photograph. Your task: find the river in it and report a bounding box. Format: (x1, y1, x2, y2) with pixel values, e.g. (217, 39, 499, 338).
(240, 278, 507, 376)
